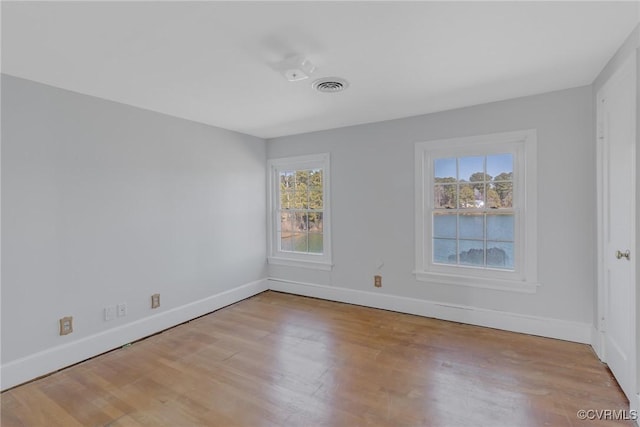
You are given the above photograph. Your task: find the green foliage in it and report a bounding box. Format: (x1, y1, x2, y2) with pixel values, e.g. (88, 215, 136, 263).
(434, 177, 456, 208)
(459, 185, 475, 208)
(280, 169, 323, 210)
(469, 172, 490, 193)
(492, 172, 513, 208)
(469, 172, 488, 182)
(487, 188, 501, 208)
(434, 170, 512, 209)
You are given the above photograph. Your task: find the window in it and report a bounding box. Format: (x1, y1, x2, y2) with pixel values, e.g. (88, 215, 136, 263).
(415, 130, 538, 292)
(433, 154, 515, 269)
(267, 153, 332, 270)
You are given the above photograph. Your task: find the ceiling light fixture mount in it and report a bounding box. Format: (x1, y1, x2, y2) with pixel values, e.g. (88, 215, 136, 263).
(312, 77, 349, 93)
(274, 55, 316, 82)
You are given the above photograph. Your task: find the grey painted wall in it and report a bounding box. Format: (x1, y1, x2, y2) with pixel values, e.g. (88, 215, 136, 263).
(268, 85, 594, 324)
(1, 75, 267, 363)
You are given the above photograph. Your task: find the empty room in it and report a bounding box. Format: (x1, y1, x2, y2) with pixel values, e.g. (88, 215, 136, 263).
(1, 1, 639, 426)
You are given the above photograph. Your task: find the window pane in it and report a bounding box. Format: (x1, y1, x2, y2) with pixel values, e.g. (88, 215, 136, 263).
(281, 235, 294, 252)
(435, 158, 456, 180)
(280, 171, 294, 189)
(308, 233, 323, 253)
(280, 212, 295, 251)
(292, 192, 308, 209)
(280, 190, 294, 209)
(459, 213, 484, 240)
(292, 232, 308, 252)
(433, 213, 456, 238)
(428, 149, 520, 272)
(492, 181, 513, 208)
(459, 156, 484, 182)
(486, 187, 502, 208)
(294, 212, 308, 232)
(470, 183, 485, 208)
(487, 242, 514, 269)
(295, 170, 309, 188)
(433, 238, 457, 264)
(309, 212, 323, 232)
(459, 240, 484, 266)
(434, 184, 457, 209)
(309, 189, 323, 209)
(487, 214, 514, 242)
(309, 169, 323, 189)
(458, 183, 476, 209)
(279, 168, 323, 253)
(487, 153, 513, 178)
(279, 212, 293, 231)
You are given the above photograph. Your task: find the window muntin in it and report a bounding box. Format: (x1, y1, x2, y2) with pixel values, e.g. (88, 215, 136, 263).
(432, 154, 515, 270)
(268, 154, 332, 270)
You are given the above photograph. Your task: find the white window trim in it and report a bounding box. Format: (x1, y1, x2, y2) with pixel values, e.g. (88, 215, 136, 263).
(267, 153, 332, 271)
(414, 130, 539, 293)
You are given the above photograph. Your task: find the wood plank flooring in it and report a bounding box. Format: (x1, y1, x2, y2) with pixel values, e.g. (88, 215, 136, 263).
(1, 291, 633, 426)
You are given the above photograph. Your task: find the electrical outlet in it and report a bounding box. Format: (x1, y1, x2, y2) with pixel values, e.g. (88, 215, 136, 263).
(374, 275, 382, 288)
(59, 316, 73, 335)
(104, 305, 116, 321)
(117, 303, 127, 317)
(151, 293, 160, 309)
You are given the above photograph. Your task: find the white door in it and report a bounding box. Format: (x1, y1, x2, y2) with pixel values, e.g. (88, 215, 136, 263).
(598, 54, 636, 402)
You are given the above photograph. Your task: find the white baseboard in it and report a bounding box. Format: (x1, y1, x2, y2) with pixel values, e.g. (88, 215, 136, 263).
(0, 277, 596, 391)
(268, 278, 592, 344)
(591, 325, 606, 361)
(0, 279, 268, 391)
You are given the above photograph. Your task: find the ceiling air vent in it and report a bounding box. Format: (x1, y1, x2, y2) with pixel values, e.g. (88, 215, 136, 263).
(312, 77, 349, 93)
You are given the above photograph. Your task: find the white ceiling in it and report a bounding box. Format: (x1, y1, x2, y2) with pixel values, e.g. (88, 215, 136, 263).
(2, 1, 639, 139)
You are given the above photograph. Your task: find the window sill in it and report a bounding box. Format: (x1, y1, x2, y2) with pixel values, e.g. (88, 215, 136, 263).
(268, 256, 333, 271)
(413, 270, 539, 293)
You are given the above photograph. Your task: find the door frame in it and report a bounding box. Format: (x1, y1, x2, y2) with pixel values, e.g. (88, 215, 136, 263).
(595, 51, 637, 407)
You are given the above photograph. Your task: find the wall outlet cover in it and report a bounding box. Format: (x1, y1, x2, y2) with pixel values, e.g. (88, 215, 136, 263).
(105, 306, 116, 321)
(59, 316, 73, 335)
(374, 275, 382, 288)
(117, 303, 127, 317)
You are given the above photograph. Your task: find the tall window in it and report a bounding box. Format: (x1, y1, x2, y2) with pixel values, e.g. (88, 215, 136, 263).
(415, 130, 538, 292)
(268, 154, 332, 270)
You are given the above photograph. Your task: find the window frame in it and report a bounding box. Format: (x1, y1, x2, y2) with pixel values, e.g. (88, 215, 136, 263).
(267, 153, 332, 270)
(414, 130, 538, 293)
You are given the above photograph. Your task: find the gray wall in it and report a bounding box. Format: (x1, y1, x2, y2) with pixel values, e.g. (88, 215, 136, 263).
(268, 85, 594, 324)
(1, 75, 267, 364)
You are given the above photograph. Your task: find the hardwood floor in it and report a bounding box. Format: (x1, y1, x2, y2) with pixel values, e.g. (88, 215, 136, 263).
(1, 291, 633, 426)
